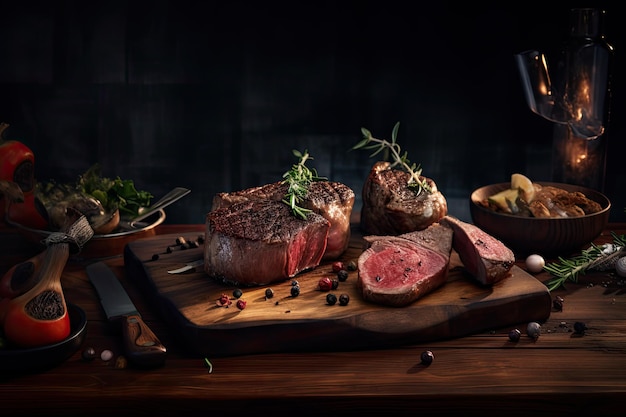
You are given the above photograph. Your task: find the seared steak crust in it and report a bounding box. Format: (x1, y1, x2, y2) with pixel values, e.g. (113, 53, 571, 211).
(361, 162, 448, 236)
(212, 181, 354, 260)
(205, 199, 330, 286)
(357, 222, 453, 307)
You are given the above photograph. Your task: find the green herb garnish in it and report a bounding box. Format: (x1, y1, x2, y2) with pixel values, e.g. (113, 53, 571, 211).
(281, 149, 327, 219)
(352, 122, 431, 195)
(77, 163, 153, 217)
(543, 232, 626, 292)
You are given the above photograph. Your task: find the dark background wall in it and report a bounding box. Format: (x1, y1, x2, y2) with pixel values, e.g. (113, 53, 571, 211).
(1, 0, 624, 225)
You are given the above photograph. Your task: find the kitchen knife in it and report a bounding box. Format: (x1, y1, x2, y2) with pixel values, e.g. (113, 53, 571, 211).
(167, 259, 204, 274)
(86, 261, 166, 367)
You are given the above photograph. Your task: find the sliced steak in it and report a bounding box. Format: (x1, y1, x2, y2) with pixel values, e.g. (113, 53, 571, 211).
(357, 222, 453, 307)
(360, 161, 448, 236)
(212, 180, 354, 260)
(440, 215, 515, 285)
(204, 199, 330, 286)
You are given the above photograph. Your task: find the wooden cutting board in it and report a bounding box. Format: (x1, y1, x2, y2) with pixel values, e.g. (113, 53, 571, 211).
(123, 227, 552, 357)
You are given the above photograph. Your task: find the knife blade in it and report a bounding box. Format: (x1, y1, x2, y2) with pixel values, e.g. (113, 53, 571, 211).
(167, 259, 204, 274)
(86, 261, 166, 367)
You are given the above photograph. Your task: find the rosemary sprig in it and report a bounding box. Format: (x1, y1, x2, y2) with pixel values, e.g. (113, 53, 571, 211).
(281, 149, 327, 220)
(543, 232, 626, 292)
(352, 122, 431, 195)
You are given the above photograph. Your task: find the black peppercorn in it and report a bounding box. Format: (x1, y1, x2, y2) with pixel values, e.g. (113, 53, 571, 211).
(339, 293, 350, 306)
(265, 288, 274, 299)
(291, 285, 300, 297)
(574, 321, 587, 334)
(326, 293, 337, 305)
(508, 329, 521, 342)
(420, 350, 434, 365)
(233, 288, 243, 299)
(553, 296, 564, 311)
(81, 347, 97, 361)
(337, 269, 349, 282)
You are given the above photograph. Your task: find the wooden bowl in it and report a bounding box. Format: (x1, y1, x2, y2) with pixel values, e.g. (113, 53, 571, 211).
(6, 210, 166, 260)
(470, 182, 611, 257)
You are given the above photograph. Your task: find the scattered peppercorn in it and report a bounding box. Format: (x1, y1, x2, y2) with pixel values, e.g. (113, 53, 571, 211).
(508, 329, 521, 342)
(100, 349, 114, 361)
(574, 321, 587, 334)
(291, 279, 299, 287)
(553, 296, 564, 311)
(339, 293, 350, 306)
(233, 288, 243, 299)
(176, 236, 187, 246)
(331, 278, 339, 290)
(166, 246, 173, 254)
(337, 269, 349, 282)
(420, 350, 434, 365)
(326, 293, 337, 305)
(236, 299, 247, 310)
(527, 322, 541, 340)
(332, 261, 344, 272)
(151, 253, 160, 261)
(81, 347, 97, 361)
(114, 355, 128, 369)
(291, 285, 300, 297)
(197, 235, 205, 244)
(188, 240, 199, 248)
(265, 288, 274, 299)
(318, 277, 333, 292)
(217, 293, 232, 307)
(346, 260, 357, 271)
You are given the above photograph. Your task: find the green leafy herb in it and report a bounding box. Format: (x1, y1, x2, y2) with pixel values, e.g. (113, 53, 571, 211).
(352, 122, 431, 195)
(77, 164, 153, 217)
(281, 149, 327, 219)
(543, 232, 626, 292)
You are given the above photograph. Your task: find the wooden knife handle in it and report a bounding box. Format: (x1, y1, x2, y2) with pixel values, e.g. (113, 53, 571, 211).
(121, 313, 167, 367)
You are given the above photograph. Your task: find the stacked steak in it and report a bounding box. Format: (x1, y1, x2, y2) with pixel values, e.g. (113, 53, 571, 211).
(212, 180, 355, 260)
(357, 222, 454, 307)
(205, 199, 330, 286)
(440, 216, 515, 285)
(360, 161, 448, 236)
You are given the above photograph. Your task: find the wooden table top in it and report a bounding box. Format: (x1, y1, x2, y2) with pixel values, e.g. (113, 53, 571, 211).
(1, 221, 626, 417)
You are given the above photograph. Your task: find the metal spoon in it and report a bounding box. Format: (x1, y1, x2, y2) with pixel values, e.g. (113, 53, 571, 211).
(118, 187, 191, 230)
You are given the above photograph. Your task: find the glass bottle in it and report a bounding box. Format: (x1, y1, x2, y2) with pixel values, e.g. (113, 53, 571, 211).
(551, 8, 614, 191)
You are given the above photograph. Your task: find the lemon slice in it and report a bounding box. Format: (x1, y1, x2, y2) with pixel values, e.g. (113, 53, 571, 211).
(511, 173, 535, 203)
(488, 188, 520, 213)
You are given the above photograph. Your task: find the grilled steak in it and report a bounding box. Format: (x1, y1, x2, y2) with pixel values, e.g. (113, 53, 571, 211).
(360, 161, 448, 236)
(212, 180, 354, 260)
(204, 199, 330, 286)
(357, 222, 453, 307)
(440, 216, 515, 285)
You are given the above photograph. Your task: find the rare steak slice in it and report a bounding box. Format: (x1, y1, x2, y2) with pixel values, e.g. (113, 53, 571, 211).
(212, 180, 355, 260)
(360, 161, 448, 236)
(204, 199, 330, 286)
(440, 215, 515, 285)
(357, 222, 453, 307)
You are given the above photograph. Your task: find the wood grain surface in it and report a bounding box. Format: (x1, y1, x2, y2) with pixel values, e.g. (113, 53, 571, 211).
(123, 227, 552, 357)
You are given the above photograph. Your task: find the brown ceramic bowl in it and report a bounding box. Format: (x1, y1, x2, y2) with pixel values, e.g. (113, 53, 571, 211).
(470, 182, 611, 257)
(6, 209, 166, 260)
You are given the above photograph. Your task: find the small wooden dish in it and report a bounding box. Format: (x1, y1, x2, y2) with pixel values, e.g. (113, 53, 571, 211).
(470, 182, 611, 257)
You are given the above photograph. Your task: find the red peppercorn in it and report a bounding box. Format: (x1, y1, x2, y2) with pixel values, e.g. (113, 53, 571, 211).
(318, 277, 333, 291)
(236, 299, 247, 310)
(217, 293, 232, 307)
(331, 261, 344, 272)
